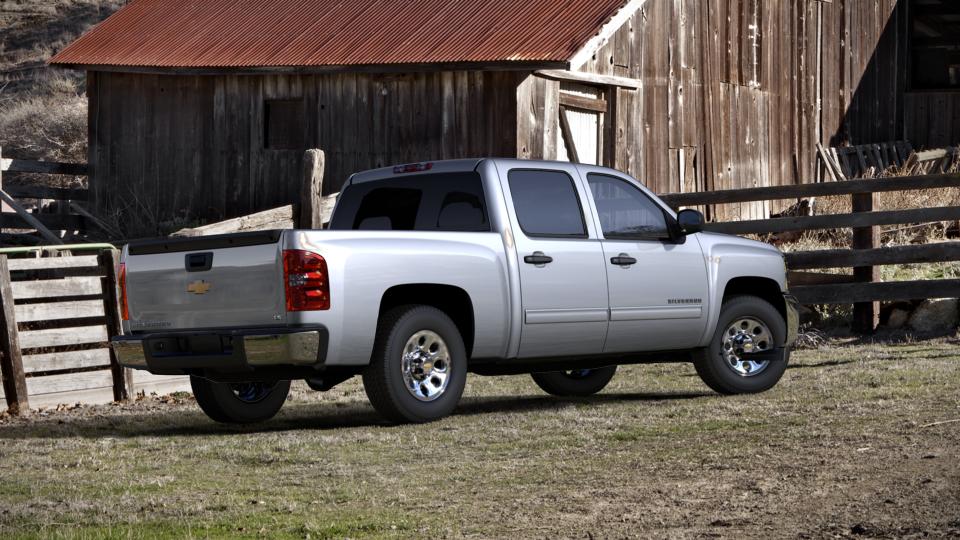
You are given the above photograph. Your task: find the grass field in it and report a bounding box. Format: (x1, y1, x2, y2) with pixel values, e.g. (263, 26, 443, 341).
(0, 339, 958, 539)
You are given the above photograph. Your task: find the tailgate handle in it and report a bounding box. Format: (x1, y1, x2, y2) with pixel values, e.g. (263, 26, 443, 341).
(185, 252, 213, 272)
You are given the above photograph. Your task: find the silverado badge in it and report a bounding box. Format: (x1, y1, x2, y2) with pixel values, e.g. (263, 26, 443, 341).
(187, 280, 212, 295)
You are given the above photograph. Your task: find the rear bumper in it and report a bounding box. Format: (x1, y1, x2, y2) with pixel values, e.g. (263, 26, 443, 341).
(111, 326, 328, 375)
(784, 293, 800, 348)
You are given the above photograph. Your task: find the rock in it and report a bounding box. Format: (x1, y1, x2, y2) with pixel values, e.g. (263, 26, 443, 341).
(907, 298, 960, 334)
(886, 308, 910, 329)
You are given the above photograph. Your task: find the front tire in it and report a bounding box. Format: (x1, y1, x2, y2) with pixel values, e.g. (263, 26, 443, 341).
(362, 305, 467, 423)
(694, 295, 788, 395)
(190, 377, 290, 424)
(531, 366, 617, 397)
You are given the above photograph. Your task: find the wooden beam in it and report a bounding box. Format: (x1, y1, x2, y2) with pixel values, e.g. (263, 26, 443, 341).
(0, 189, 63, 244)
(0, 256, 29, 414)
(171, 205, 295, 237)
(569, 0, 651, 69)
(785, 242, 960, 270)
(300, 149, 325, 229)
(787, 271, 857, 287)
(792, 279, 960, 305)
(0, 212, 84, 231)
(2, 184, 89, 201)
(99, 250, 128, 402)
(0, 158, 88, 176)
(851, 189, 880, 332)
(658, 173, 960, 207)
(559, 93, 608, 113)
(558, 107, 580, 164)
(702, 206, 960, 235)
(535, 69, 642, 90)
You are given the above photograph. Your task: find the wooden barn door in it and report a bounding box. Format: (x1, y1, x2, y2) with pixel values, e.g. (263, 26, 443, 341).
(557, 83, 610, 166)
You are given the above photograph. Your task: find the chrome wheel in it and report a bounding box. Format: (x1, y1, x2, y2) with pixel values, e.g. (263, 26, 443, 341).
(722, 317, 773, 377)
(401, 330, 451, 402)
(229, 382, 277, 404)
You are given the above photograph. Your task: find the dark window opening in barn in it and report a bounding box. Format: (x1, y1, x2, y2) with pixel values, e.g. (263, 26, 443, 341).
(264, 99, 305, 150)
(909, 0, 960, 91)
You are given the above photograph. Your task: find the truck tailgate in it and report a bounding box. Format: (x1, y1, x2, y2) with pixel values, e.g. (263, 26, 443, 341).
(124, 231, 286, 331)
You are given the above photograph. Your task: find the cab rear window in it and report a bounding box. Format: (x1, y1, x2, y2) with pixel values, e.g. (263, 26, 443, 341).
(329, 172, 490, 232)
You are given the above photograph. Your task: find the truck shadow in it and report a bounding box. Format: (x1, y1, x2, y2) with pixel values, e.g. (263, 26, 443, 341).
(0, 391, 711, 440)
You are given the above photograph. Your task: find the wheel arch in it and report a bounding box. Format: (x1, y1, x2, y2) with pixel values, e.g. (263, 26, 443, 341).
(721, 276, 787, 322)
(378, 284, 476, 357)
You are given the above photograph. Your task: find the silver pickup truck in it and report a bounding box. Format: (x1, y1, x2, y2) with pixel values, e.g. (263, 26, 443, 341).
(113, 159, 798, 424)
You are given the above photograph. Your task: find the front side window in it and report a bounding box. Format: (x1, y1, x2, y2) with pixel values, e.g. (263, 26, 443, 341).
(587, 173, 669, 240)
(508, 169, 587, 238)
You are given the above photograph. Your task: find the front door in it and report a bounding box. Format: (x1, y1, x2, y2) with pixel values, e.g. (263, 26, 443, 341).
(583, 171, 709, 353)
(497, 164, 609, 358)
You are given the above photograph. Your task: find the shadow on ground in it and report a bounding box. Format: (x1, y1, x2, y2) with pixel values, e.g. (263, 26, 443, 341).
(0, 391, 712, 440)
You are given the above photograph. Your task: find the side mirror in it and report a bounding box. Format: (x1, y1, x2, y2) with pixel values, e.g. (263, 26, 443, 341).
(677, 209, 704, 234)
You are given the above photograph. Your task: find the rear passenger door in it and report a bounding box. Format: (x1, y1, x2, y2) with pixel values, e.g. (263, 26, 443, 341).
(495, 164, 609, 358)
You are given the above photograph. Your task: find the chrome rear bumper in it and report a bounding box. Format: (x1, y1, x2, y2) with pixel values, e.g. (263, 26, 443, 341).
(111, 327, 327, 374)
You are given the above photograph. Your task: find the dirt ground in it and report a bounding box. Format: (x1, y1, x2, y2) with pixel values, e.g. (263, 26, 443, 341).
(0, 338, 958, 539)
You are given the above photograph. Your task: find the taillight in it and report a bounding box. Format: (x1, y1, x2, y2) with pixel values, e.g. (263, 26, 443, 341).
(118, 262, 130, 320)
(283, 250, 330, 311)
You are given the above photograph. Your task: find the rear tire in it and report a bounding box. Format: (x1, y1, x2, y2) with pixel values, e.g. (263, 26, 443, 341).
(694, 295, 788, 395)
(531, 366, 617, 397)
(362, 305, 467, 423)
(190, 376, 290, 424)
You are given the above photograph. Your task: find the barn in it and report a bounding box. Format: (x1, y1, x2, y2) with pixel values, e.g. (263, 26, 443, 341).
(50, 0, 960, 235)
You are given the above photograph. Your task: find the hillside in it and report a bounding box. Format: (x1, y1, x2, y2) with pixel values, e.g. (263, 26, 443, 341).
(0, 0, 121, 164)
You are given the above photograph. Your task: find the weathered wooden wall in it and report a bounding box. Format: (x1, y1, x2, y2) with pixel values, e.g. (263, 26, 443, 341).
(87, 0, 960, 232)
(88, 71, 519, 235)
(518, 0, 955, 220)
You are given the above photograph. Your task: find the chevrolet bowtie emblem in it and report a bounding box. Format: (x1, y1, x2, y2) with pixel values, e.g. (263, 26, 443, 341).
(187, 280, 211, 295)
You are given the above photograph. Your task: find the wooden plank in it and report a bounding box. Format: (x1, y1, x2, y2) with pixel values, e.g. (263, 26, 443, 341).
(658, 173, 960, 207)
(558, 93, 608, 113)
(130, 370, 190, 397)
(786, 242, 960, 270)
(0, 189, 63, 244)
(171, 205, 295, 237)
(99, 250, 129, 401)
(0, 212, 85, 232)
(702, 206, 960, 235)
(27, 386, 115, 409)
(300, 149, 325, 229)
(792, 279, 960, 305)
(816, 143, 839, 181)
(558, 106, 580, 164)
(2, 185, 89, 201)
(6, 255, 100, 271)
(26, 369, 113, 397)
(14, 300, 105, 323)
(22, 348, 111, 374)
(534, 69, 642, 89)
(11, 276, 102, 300)
(0, 256, 29, 413)
(0, 158, 88, 176)
(18, 325, 109, 350)
(787, 271, 857, 286)
(319, 193, 338, 226)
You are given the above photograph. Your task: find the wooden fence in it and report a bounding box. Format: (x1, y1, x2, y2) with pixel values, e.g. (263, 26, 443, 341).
(0, 251, 186, 412)
(660, 173, 960, 332)
(0, 146, 101, 244)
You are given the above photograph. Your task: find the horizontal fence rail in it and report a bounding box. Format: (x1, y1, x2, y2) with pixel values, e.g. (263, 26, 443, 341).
(660, 172, 960, 330)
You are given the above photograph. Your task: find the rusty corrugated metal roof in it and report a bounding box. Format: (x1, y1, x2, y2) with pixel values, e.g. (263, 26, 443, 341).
(50, 0, 631, 69)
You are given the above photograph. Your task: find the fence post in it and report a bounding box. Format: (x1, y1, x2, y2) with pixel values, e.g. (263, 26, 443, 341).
(0, 255, 29, 414)
(99, 250, 130, 401)
(300, 149, 325, 229)
(851, 191, 880, 332)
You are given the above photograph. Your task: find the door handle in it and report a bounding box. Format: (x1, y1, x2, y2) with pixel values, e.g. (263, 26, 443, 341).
(610, 253, 637, 266)
(524, 251, 553, 265)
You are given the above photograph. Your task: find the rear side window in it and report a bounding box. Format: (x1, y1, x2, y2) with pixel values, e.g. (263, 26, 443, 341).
(508, 169, 586, 238)
(329, 172, 489, 232)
